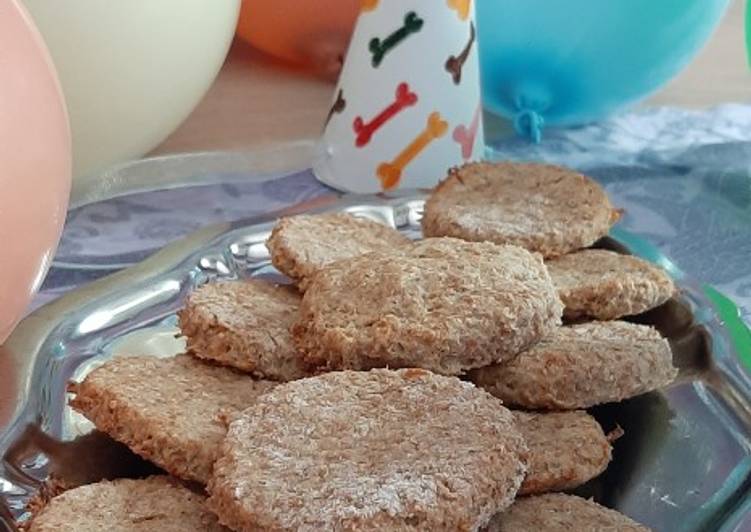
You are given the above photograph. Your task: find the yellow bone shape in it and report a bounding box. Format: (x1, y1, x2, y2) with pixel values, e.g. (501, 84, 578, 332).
(377, 111, 448, 190)
(447, 0, 471, 20)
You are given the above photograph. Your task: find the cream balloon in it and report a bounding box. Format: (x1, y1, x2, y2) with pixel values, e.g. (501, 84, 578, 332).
(21, 0, 240, 187)
(0, 0, 71, 343)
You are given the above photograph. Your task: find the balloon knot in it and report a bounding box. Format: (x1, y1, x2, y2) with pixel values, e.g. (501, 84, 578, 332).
(513, 109, 544, 143)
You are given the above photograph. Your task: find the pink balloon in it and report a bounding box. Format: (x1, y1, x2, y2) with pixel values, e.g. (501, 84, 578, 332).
(0, 0, 71, 343)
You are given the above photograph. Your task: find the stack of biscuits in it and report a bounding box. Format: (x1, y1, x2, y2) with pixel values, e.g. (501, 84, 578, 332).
(30, 162, 678, 531)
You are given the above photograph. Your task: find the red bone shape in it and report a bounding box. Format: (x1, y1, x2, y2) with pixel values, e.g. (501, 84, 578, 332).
(453, 103, 481, 160)
(353, 82, 417, 147)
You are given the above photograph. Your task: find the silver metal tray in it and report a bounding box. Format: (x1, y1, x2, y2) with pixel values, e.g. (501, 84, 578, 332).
(2, 191, 751, 532)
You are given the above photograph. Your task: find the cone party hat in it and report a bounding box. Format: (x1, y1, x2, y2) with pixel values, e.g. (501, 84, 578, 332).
(313, 0, 484, 193)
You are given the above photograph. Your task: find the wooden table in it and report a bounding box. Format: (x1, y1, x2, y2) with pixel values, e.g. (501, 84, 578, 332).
(152, 0, 748, 157)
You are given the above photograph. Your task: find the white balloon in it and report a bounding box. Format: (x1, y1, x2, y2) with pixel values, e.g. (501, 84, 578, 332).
(22, 0, 240, 187)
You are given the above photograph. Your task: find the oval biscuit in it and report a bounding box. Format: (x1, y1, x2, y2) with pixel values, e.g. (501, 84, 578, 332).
(178, 280, 309, 381)
(69, 354, 276, 483)
(208, 369, 527, 531)
(294, 237, 563, 375)
(29, 476, 227, 531)
(547, 249, 675, 320)
(514, 410, 611, 495)
(469, 321, 677, 409)
(266, 212, 411, 289)
(485, 493, 650, 531)
(422, 162, 619, 258)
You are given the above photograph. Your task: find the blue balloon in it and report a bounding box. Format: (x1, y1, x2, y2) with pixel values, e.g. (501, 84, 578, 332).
(476, 0, 731, 141)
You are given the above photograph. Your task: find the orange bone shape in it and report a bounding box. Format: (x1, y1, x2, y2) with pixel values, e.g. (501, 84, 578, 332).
(361, 0, 379, 12)
(447, 0, 471, 20)
(377, 112, 448, 190)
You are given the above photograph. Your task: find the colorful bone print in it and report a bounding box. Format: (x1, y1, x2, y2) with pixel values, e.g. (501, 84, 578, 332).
(447, 0, 472, 21)
(324, 89, 347, 128)
(369, 11, 424, 67)
(376, 111, 448, 190)
(445, 22, 475, 85)
(353, 82, 418, 147)
(452, 103, 481, 160)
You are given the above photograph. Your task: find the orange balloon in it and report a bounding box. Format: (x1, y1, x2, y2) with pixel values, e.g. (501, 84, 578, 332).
(237, 0, 359, 76)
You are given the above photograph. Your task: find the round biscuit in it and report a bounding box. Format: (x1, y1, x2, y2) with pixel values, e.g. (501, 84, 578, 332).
(178, 280, 309, 381)
(469, 321, 677, 409)
(485, 493, 650, 531)
(69, 354, 276, 484)
(294, 237, 563, 375)
(546, 249, 675, 320)
(514, 410, 611, 495)
(29, 476, 227, 531)
(208, 368, 527, 531)
(422, 162, 619, 258)
(266, 212, 411, 289)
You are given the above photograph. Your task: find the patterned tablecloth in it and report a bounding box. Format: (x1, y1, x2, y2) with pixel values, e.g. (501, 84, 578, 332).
(38, 104, 751, 326)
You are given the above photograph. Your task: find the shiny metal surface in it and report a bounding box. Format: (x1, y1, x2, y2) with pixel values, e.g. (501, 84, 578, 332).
(1, 191, 750, 531)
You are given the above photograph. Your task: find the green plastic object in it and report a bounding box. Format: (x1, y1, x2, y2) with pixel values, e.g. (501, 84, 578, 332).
(704, 284, 751, 372)
(746, 0, 751, 67)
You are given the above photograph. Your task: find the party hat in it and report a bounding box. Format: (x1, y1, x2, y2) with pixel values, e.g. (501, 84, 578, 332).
(313, 0, 484, 193)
